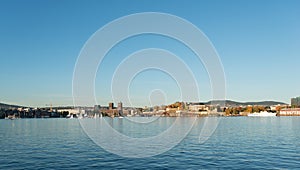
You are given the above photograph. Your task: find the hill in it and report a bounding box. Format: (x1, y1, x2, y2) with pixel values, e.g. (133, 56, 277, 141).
(205, 100, 287, 107)
(0, 102, 25, 109)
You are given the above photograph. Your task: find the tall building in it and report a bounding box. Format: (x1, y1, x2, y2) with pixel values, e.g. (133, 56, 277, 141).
(291, 97, 300, 108)
(117, 102, 123, 116)
(94, 105, 101, 112)
(109, 103, 114, 110)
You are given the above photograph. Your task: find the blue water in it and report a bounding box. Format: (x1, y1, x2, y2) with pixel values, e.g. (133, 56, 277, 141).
(1, 117, 299, 169)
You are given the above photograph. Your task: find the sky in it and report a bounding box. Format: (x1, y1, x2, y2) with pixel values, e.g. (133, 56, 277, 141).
(0, 0, 300, 107)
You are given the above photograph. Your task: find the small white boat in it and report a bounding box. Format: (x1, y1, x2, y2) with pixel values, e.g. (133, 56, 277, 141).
(5, 115, 17, 120)
(66, 114, 74, 119)
(248, 111, 276, 117)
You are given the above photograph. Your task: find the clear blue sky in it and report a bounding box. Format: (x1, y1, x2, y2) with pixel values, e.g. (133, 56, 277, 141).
(0, 0, 299, 107)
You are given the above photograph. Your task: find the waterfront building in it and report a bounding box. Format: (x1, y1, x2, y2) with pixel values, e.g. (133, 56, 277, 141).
(188, 104, 207, 112)
(57, 108, 79, 115)
(109, 103, 114, 110)
(291, 97, 300, 108)
(280, 108, 300, 116)
(117, 102, 123, 115)
(94, 105, 101, 112)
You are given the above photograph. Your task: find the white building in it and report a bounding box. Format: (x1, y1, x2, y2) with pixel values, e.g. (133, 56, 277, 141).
(280, 108, 300, 115)
(57, 108, 80, 114)
(188, 104, 207, 112)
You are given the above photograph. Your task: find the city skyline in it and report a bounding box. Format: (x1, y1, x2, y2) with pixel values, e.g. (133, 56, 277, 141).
(1, 0, 300, 107)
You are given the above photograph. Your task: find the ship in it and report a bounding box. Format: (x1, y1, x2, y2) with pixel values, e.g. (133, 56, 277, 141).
(248, 111, 277, 117)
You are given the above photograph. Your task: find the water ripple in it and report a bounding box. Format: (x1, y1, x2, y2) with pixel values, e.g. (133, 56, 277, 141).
(0, 117, 299, 169)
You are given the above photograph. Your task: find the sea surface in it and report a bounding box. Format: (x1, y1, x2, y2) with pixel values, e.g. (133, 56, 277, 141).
(1, 117, 299, 169)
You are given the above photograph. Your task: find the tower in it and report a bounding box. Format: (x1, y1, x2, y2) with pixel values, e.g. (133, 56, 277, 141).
(109, 103, 114, 110)
(117, 102, 123, 116)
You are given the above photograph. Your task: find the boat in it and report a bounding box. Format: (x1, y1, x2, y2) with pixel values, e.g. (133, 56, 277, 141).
(248, 111, 276, 117)
(5, 115, 17, 120)
(66, 114, 74, 119)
